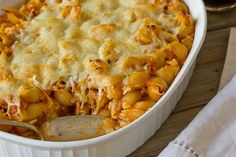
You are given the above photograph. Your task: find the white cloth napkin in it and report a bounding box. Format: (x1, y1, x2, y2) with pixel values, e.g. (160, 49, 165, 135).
(159, 76, 236, 157)
(158, 28, 236, 157)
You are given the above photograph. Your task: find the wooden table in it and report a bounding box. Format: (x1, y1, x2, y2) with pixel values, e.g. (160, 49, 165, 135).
(129, 8, 236, 157)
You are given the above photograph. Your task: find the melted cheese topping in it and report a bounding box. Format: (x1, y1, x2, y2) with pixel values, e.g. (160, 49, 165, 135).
(0, 0, 193, 105)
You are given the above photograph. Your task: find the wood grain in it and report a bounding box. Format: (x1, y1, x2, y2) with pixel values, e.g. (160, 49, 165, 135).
(208, 8, 236, 31)
(129, 26, 231, 157)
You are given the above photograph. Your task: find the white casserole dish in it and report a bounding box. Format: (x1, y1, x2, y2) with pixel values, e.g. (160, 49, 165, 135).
(0, 0, 207, 157)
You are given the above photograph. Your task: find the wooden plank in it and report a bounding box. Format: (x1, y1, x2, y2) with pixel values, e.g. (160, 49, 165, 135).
(207, 8, 236, 31)
(129, 27, 231, 157)
(195, 28, 230, 70)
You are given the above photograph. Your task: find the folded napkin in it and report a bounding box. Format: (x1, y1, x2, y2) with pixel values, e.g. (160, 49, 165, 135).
(159, 75, 236, 157)
(159, 28, 236, 157)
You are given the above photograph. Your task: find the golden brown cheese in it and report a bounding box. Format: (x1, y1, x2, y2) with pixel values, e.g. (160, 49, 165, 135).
(8, 0, 176, 89)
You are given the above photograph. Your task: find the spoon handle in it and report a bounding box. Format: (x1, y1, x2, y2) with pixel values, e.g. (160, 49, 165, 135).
(0, 119, 44, 140)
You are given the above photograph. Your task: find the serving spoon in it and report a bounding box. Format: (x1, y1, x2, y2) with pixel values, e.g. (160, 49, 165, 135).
(0, 115, 106, 141)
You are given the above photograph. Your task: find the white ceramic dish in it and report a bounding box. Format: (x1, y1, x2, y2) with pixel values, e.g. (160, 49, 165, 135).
(0, 0, 207, 157)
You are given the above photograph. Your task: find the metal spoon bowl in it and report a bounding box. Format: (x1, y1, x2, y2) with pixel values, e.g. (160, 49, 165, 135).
(0, 115, 106, 141)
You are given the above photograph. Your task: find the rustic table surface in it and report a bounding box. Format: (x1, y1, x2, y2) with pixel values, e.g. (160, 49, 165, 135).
(129, 7, 236, 157)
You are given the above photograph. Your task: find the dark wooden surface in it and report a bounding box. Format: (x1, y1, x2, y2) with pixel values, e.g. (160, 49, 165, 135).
(129, 7, 235, 157)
